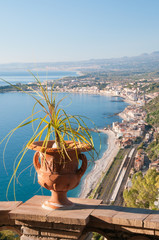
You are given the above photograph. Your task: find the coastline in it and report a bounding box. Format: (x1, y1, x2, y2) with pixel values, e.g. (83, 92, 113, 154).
(100, 92, 136, 105)
(79, 129, 120, 198)
(79, 93, 133, 199)
(0, 86, 130, 199)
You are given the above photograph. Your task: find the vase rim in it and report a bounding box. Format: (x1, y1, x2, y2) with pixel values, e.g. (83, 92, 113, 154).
(28, 140, 92, 153)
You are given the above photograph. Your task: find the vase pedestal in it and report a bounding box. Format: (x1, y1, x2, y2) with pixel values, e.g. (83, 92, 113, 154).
(42, 191, 74, 210)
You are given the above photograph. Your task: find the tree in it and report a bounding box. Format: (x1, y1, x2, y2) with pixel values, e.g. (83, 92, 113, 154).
(92, 233, 104, 240)
(0, 230, 20, 240)
(137, 142, 144, 150)
(146, 133, 159, 162)
(123, 169, 159, 209)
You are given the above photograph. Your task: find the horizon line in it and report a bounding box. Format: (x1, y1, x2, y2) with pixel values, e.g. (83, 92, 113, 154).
(0, 51, 159, 66)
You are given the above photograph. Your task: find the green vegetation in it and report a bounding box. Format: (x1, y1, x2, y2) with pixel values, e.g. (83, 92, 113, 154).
(142, 82, 159, 94)
(144, 96, 159, 161)
(137, 142, 144, 150)
(146, 133, 159, 162)
(92, 232, 104, 240)
(134, 136, 142, 144)
(0, 83, 36, 93)
(0, 230, 20, 240)
(123, 169, 159, 209)
(145, 95, 159, 127)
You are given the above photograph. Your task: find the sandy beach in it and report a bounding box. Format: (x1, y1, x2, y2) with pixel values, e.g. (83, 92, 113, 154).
(79, 129, 119, 198)
(79, 93, 133, 198)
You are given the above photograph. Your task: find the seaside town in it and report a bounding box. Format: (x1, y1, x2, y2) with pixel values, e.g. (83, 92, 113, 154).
(64, 78, 158, 206)
(44, 76, 159, 207)
(1, 54, 159, 240)
(2, 75, 159, 208)
(1, 69, 159, 240)
(1, 70, 159, 239)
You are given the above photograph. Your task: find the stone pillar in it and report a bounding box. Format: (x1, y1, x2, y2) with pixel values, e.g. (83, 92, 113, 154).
(16, 220, 86, 240)
(0, 201, 22, 237)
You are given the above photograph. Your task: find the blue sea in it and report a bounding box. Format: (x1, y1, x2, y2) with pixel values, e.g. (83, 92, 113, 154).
(0, 72, 128, 202)
(0, 71, 78, 86)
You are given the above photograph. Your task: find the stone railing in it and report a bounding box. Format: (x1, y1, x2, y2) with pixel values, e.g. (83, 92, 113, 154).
(1, 195, 159, 240)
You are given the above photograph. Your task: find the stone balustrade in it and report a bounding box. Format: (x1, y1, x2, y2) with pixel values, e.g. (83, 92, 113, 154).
(1, 195, 159, 240)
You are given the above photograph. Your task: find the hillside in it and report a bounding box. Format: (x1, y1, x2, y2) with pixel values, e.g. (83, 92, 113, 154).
(145, 95, 159, 127)
(144, 96, 159, 162)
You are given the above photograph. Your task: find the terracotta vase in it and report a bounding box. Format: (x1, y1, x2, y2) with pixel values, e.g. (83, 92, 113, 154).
(28, 140, 91, 210)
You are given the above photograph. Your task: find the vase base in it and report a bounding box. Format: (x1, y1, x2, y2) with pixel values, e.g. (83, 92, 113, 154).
(42, 200, 75, 210)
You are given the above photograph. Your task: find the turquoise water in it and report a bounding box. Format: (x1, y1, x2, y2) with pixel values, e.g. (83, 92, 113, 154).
(0, 92, 128, 201)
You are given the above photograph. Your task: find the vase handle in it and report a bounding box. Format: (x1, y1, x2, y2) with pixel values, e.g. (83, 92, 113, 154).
(33, 151, 41, 172)
(77, 153, 87, 178)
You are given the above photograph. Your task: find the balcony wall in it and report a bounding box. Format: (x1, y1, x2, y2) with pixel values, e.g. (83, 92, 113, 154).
(1, 195, 159, 240)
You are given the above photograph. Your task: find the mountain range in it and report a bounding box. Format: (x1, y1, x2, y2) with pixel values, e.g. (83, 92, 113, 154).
(0, 51, 159, 73)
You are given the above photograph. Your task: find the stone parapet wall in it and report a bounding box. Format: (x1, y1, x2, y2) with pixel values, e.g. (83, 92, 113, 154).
(1, 196, 159, 240)
(0, 201, 22, 236)
(17, 220, 87, 240)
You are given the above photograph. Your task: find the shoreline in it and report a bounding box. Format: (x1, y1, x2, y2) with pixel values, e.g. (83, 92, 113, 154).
(0, 81, 137, 107)
(0, 88, 130, 199)
(79, 129, 120, 198)
(79, 93, 134, 199)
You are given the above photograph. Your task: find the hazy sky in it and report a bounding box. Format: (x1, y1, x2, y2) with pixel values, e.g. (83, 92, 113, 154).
(0, 0, 159, 63)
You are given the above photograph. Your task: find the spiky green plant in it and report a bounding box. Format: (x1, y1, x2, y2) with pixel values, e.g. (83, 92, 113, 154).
(0, 73, 97, 199)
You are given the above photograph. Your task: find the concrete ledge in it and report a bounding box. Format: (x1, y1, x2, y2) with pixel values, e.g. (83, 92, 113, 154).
(1, 196, 159, 239)
(0, 201, 22, 226)
(10, 196, 102, 225)
(90, 204, 159, 239)
(90, 205, 153, 228)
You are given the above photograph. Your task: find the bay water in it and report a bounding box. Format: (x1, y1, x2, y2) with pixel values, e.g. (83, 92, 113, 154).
(0, 83, 128, 202)
(0, 71, 78, 86)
